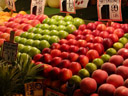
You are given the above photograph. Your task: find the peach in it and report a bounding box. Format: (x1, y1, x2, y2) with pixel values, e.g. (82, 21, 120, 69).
(92, 69, 108, 84)
(116, 66, 128, 79)
(80, 77, 97, 95)
(101, 62, 116, 75)
(109, 55, 124, 66)
(106, 74, 124, 88)
(98, 84, 115, 96)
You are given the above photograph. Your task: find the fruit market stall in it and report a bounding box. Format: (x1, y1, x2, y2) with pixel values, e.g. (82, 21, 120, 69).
(0, 0, 128, 96)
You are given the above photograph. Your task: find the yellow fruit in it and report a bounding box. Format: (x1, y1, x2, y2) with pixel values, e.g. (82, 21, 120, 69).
(12, 13, 18, 17)
(19, 11, 27, 15)
(47, 0, 60, 8)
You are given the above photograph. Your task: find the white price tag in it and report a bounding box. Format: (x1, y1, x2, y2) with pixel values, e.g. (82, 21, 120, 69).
(75, 0, 89, 8)
(60, 0, 76, 14)
(97, 0, 122, 21)
(45, 88, 64, 96)
(6, 0, 16, 11)
(31, 0, 46, 15)
(2, 41, 18, 63)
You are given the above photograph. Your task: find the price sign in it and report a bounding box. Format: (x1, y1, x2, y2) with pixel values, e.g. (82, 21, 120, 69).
(5, 0, 16, 11)
(97, 0, 122, 21)
(75, 0, 89, 8)
(25, 81, 43, 96)
(45, 88, 64, 96)
(31, 0, 46, 15)
(60, 0, 76, 14)
(2, 41, 18, 63)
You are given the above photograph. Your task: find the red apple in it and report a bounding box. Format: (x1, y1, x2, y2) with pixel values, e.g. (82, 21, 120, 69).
(23, 24, 33, 31)
(116, 66, 128, 79)
(0, 26, 6, 32)
(111, 22, 121, 29)
(114, 28, 124, 38)
(114, 86, 128, 96)
(69, 45, 79, 53)
(125, 43, 128, 49)
(86, 42, 94, 49)
(117, 48, 128, 59)
(66, 34, 76, 40)
(92, 30, 100, 36)
(68, 52, 79, 62)
(82, 29, 92, 35)
(43, 64, 53, 78)
(78, 55, 89, 68)
(86, 49, 99, 61)
(92, 69, 108, 84)
(51, 43, 60, 49)
(60, 44, 70, 52)
(77, 40, 87, 47)
(0, 38, 5, 47)
(123, 59, 128, 67)
(59, 59, 71, 68)
(15, 30, 24, 36)
(69, 62, 82, 75)
(90, 93, 99, 96)
(40, 53, 52, 63)
(103, 38, 113, 50)
(78, 24, 86, 31)
(60, 52, 69, 59)
(108, 34, 119, 43)
(5, 27, 13, 34)
(77, 47, 88, 55)
(59, 39, 68, 44)
(87, 22, 96, 31)
(84, 34, 94, 42)
(67, 39, 77, 45)
(50, 49, 61, 57)
(59, 68, 72, 82)
(33, 54, 43, 62)
(19, 18, 29, 24)
(124, 79, 128, 88)
(75, 35, 85, 40)
(106, 26, 115, 34)
(50, 57, 62, 67)
(106, 74, 124, 88)
(29, 20, 40, 27)
(99, 31, 109, 38)
(73, 30, 82, 36)
(93, 36, 103, 44)
(98, 84, 116, 96)
(121, 24, 128, 33)
(50, 67, 61, 80)
(42, 48, 51, 54)
(94, 21, 103, 26)
(96, 24, 106, 31)
(93, 43, 104, 55)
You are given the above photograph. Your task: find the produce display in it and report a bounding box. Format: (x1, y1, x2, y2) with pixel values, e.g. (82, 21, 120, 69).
(0, 11, 128, 96)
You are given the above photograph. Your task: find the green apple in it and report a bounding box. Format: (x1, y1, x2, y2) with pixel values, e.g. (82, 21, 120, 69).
(33, 34, 42, 40)
(18, 44, 25, 51)
(73, 18, 85, 28)
(18, 38, 27, 44)
(50, 30, 59, 36)
(20, 45, 32, 53)
(40, 24, 50, 30)
(14, 36, 21, 43)
(49, 36, 60, 44)
(64, 15, 73, 22)
(124, 33, 128, 39)
(26, 33, 35, 39)
(85, 63, 97, 73)
(48, 19, 57, 25)
(113, 42, 124, 50)
(28, 27, 37, 32)
(41, 30, 50, 35)
(57, 20, 66, 26)
(93, 58, 104, 68)
(66, 21, 73, 26)
(49, 25, 58, 30)
(57, 25, 66, 31)
(33, 28, 43, 34)
(58, 30, 68, 39)
(68, 75, 81, 86)
(28, 47, 41, 57)
(106, 48, 117, 56)
(78, 69, 90, 79)
(66, 24, 77, 34)
(101, 54, 111, 62)
(119, 37, 128, 45)
(32, 40, 40, 48)
(51, 15, 64, 21)
(20, 32, 29, 38)
(41, 35, 51, 41)
(25, 39, 34, 46)
(39, 40, 50, 50)
(42, 18, 50, 24)
(35, 24, 42, 28)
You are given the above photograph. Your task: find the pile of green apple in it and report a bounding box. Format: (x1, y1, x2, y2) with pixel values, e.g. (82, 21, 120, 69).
(15, 15, 85, 57)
